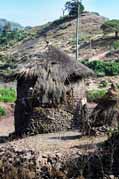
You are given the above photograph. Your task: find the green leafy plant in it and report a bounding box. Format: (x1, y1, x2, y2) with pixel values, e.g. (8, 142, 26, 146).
(0, 29, 34, 49)
(0, 88, 16, 102)
(0, 107, 6, 116)
(112, 41, 119, 49)
(99, 80, 108, 88)
(82, 60, 119, 76)
(101, 19, 119, 38)
(87, 89, 107, 102)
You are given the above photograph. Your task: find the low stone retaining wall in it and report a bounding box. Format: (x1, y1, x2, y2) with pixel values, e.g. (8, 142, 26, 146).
(0, 141, 118, 179)
(15, 106, 76, 136)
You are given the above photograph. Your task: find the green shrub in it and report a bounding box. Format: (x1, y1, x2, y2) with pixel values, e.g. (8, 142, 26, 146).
(99, 80, 108, 88)
(0, 107, 6, 116)
(0, 29, 35, 49)
(116, 83, 119, 89)
(113, 41, 119, 50)
(82, 60, 119, 76)
(87, 89, 107, 102)
(0, 88, 16, 102)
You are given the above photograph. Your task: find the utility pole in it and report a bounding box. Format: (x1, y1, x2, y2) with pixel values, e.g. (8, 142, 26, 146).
(76, 0, 81, 60)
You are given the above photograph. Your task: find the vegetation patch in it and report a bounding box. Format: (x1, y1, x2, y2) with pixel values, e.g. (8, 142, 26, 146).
(112, 40, 119, 50)
(0, 88, 16, 102)
(82, 60, 119, 76)
(0, 106, 6, 116)
(99, 80, 108, 88)
(87, 89, 107, 102)
(101, 19, 119, 38)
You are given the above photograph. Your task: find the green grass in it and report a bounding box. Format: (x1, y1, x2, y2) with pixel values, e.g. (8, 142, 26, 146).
(0, 106, 6, 116)
(87, 89, 107, 102)
(113, 41, 119, 50)
(0, 88, 16, 102)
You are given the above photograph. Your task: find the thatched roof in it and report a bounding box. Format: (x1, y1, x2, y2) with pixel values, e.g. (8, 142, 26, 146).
(17, 46, 94, 105)
(18, 45, 94, 81)
(90, 94, 119, 128)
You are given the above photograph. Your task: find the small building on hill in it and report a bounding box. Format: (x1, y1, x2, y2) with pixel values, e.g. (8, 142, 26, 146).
(14, 46, 94, 136)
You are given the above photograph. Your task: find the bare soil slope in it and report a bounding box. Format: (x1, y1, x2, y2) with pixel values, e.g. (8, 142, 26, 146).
(7, 12, 107, 60)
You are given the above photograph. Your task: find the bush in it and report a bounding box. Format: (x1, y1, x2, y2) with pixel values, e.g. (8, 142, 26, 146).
(82, 60, 119, 76)
(99, 80, 108, 88)
(112, 41, 119, 50)
(0, 29, 34, 48)
(87, 89, 107, 102)
(0, 88, 16, 102)
(0, 107, 6, 116)
(101, 19, 119, 38)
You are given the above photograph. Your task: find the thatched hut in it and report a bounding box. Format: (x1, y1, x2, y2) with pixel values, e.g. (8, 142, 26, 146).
(91, 85, 119, 129)
(15, 45, 94, 136)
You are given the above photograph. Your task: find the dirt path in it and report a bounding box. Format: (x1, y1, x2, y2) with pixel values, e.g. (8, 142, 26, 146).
(0, 102, 14, 136)
(0, 102, 107, 155)
(89, 50, 110, 61)
(0, 130, 108, 155)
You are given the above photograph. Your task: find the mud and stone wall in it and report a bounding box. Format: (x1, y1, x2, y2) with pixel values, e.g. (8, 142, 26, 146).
(0, 140, 118, 179)
(15, 77, 85, 136)
(15, 107, 75, 136)
(72, 80, 86, 106)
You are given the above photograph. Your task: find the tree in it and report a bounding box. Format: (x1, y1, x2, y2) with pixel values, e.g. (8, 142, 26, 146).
(65, 0, 85, 17)
(3, 22, 11, 34)
(101, 20, 119, 38)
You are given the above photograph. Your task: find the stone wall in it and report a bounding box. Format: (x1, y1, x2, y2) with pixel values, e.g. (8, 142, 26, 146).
(0, 141, 118, 179)
(17, 107, 74, 136)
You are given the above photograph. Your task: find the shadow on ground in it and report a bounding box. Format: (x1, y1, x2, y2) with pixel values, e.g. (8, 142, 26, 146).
(49, 134, 82, 141)
(0, 136, 9, 143)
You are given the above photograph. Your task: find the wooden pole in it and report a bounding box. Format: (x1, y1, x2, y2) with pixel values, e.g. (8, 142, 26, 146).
(76, 0, 80, 60)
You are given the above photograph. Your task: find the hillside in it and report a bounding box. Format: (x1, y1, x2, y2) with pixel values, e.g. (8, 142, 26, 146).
(7, 11, 107, 59)
(1, 11, 119, 82)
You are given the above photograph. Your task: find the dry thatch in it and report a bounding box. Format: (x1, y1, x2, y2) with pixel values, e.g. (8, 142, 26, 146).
(18, 45, 94, 79)
(91, 96, 119, 129)
(16, 46, 94, 105)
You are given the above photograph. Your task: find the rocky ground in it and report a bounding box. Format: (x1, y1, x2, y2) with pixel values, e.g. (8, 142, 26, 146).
(0, 104, 107, 154)
(0, 115, 108, 179)
(0, 98, 109, 178)
(0, 83, 117, 178)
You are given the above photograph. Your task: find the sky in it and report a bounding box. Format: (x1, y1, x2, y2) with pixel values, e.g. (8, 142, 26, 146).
(0, 0, 118, 27)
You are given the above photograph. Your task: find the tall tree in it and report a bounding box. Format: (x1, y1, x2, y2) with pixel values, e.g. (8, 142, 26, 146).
(101, 20, 119, 38)
(65, 0, 84, 17)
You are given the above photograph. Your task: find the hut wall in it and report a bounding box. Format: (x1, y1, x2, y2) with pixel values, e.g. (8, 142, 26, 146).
(14, 77, 37, 136)
(72, 80, 86, 105)
(17, 77, 37, 98)
(20, 107, 74, 135)
(14, 78, 87, 136)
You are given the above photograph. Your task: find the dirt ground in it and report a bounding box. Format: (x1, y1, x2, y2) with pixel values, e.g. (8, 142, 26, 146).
(0, 102, 14, 136)
(0, 103, 107, 155)
(2, 131, 107, 155)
